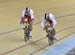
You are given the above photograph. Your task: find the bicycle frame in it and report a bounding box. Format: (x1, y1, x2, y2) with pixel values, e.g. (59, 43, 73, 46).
(47, 26, 54, 45)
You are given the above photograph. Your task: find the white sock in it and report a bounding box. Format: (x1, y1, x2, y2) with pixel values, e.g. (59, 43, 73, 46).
(29, 31, 32, 36)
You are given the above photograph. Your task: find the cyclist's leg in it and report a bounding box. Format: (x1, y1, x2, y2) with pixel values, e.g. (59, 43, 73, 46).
(44, 26, 49, 37)
(28, 17, 33, 37)
(52, 28, 56, 40)
(44, 22, 51, 37)
(28, 24, 32, 37)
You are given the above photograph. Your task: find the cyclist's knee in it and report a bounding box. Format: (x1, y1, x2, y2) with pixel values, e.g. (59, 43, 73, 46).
(29, 24, 32, 31)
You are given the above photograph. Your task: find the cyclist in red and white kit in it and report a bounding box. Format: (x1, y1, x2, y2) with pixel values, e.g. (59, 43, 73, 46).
(40, 13, 57, 40)
(20, 7, 34, 37)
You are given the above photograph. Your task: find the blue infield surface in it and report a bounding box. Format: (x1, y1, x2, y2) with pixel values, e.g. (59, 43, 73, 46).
(41, 34, 75, 55)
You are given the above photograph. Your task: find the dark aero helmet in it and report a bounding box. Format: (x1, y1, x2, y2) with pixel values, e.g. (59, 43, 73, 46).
(44, 13, 49, 20)
(25, 7, 30, 13)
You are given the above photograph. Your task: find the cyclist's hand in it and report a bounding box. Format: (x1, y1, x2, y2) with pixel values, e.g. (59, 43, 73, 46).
(43, 27, 46, 30)
(20, 22, 22, 24)
(50, 24, 53, 27)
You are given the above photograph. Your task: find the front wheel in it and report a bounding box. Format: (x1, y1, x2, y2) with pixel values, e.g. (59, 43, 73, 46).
(24, 27, 30, 42)
(48, 31, 54, 46)
(24, 29, 27, 42)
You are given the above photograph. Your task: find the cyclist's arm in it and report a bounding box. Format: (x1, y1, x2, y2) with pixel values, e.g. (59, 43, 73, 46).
(30, 9, 34, 23)
(40, 17, 45, 29)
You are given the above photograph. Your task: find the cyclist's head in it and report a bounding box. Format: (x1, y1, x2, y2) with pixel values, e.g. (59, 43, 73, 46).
(44, 13, 49, 20)
(25, 7, 30, 13)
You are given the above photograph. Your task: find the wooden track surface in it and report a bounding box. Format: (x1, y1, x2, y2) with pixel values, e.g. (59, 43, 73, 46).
(0, 0, 75, 55)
